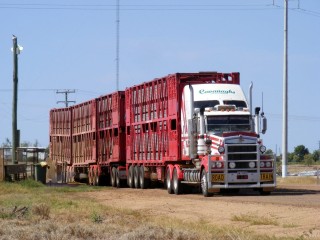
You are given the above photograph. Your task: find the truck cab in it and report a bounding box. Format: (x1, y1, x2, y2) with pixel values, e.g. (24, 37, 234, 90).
(181, 82, 276, 196)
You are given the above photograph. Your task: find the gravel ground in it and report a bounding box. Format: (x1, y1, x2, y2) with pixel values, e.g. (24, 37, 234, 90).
(79, 183, 320, 239)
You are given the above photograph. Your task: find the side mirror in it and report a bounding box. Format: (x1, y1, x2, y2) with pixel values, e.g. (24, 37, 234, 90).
(261, 117, 267, 134)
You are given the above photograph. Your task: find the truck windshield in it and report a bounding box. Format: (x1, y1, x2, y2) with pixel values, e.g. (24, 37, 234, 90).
(223, 100, 247, 108)
(206, 115, 251, 135)
(194, 100, 219, 109)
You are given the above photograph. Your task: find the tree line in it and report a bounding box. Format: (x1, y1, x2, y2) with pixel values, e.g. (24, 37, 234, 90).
(267, 145, 320, 166)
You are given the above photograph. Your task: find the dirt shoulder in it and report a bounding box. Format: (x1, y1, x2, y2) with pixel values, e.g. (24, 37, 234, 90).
(80, 184, 320, 239)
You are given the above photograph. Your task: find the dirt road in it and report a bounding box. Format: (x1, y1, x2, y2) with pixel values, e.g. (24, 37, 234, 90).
(82, 184, 320, 239)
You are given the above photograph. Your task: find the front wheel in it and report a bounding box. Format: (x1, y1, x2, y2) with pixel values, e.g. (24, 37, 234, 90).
(259, 188, 271, 195)
(166, 168, 173, 194)
(201, 169, 213, 197)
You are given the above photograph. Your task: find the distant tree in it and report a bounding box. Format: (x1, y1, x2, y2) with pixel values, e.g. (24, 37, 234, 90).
(293, 155, 301, 163)
(304, 154, 314, 166)
(19, 140, 40, 148)
(293, 145, 309, 162)
(265, 149, 274, 155)
(288, 152, 295, 162)
(1, 138, 12, 147)
(312, 150, 320, 162)
(20, 141, 32, 147)
(33, 140, 39, 147)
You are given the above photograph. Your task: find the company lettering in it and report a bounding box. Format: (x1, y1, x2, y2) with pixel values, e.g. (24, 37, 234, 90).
(199, 89, 235, 94)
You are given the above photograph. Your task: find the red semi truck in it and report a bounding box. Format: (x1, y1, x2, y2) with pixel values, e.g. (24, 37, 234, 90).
(50, 72, 276, 196)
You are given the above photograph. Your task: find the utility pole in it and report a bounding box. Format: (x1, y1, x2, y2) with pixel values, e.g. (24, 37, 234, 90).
(282, 0, 288, 178)
(116, 0, 120, 91)
(12, 35, 22, 164)
(115, 0, 120, 91)
(56, 89, 76, 107)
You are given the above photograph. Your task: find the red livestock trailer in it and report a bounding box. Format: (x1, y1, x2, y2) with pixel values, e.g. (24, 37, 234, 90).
(50, 92, 125, 185)
(50, 72, 276, 196)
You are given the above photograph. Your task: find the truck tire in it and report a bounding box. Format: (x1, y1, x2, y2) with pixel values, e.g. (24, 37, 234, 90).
(93, 169, 97, 186)
(201, 169, 213, 197)
(95, 169, 100, 186)
(134, 165, 140, 189)
(139, 165, 149, 189)
(88, 168, 93, 185)
(111, 167, 116, 187)
(115, 167, 121, 188)
(173, 168, 182, 195)
(128, 165, 134, 188)
(166, 168, 173, 194)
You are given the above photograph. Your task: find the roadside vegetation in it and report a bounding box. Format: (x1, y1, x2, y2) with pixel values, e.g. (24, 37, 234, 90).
(0, 179, 302, 240)
(277, 175, 319, 185)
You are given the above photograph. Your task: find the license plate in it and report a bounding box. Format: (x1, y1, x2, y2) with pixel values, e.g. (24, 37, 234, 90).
(237, 171, 248, 175)
(260, 173, 273, 181)
(212, 174, 224, 182)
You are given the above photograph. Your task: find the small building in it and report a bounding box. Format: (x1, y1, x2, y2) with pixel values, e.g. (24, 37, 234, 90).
(0, 147, 47, 181)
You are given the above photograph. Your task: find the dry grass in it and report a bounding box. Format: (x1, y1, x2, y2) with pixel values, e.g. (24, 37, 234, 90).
(0, 179, 298, 240)
(32, 203, 51, 220)
(287, 164, 319, 173)
(277, 176, 319, 185)
(232, 213, 279, 226)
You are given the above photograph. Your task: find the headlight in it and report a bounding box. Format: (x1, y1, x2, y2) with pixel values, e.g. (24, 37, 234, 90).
(249, 161, 255, 168)
(259, 145, 266, 153)
(218, 146, 225, 153)
(229, 162, 236, 169)
(266, 161, 272, 168)
(260, 161, 265, 168)
(211, 161, 216, 168)
(216, 161, 223, 168)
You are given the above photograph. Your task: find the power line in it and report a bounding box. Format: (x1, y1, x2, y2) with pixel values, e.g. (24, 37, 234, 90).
(0, 3, 294, 11)
(56, 89, 76, 107)
(0, 2, 319, 17)
(268, 113, 320, 122)
(291, 7, 320, 17)
(0, 88, 101, 94)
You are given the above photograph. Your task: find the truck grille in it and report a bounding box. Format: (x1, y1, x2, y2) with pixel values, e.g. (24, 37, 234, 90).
(228, 145, 256, 152)
(226, 144, 258, 170)
(228, 153, 257, 161)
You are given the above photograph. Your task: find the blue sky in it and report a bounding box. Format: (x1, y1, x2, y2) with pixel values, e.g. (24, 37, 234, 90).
(0, 0, 319, 153)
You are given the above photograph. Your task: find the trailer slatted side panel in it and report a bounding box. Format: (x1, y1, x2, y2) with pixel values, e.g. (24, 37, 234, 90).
(126, 76, 180, 164)
(97, 92, 126, 165)
(71, 100, 96, 165)
(50, 108, 72, 165)
(125, 72, 241, 166)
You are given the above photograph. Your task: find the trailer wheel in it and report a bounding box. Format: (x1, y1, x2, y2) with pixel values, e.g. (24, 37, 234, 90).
(115, 168, 121, 188)
(134, 165, 140, 189)
(128, 165, 134, 188)
(88, 168, 93, 185)
(166, 168, 173, 194)
(201, 169, 213, 197)
(139, 165, 149, 189)
(95, 169, 100, 186)
(173, 168, 183, 195)
(111, 167, 116, 187)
